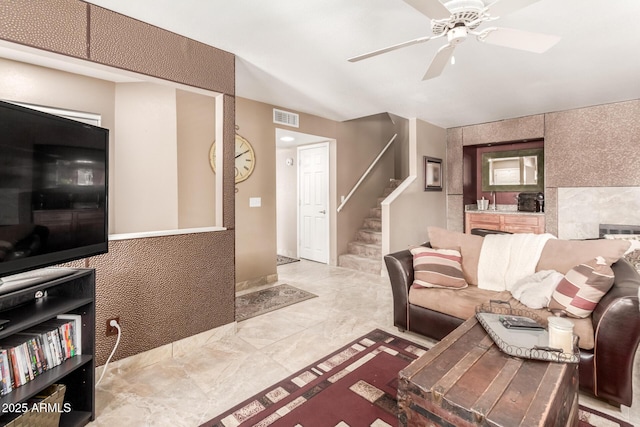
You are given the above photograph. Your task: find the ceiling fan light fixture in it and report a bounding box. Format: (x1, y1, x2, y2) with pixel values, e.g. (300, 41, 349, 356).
(447, 26, 468, 44)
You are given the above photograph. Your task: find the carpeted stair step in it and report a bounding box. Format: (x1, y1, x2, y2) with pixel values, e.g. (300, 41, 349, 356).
(347, 241, 382, 258)
(377, 180, 403, 205)
(339, 179, 400, 275)
(356, 229, 382, 244)
(363, 217, 381, 232)
(338, 253, 381, 275)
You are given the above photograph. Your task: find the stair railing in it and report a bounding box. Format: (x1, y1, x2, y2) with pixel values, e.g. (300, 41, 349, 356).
(337, 133, 398, 213)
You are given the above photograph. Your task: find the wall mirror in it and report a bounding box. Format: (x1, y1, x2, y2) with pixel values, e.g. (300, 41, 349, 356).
(481, 148, 544, 192)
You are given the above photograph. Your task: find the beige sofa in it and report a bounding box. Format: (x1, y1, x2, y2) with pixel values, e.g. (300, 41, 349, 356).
(384, 227, 640, 406)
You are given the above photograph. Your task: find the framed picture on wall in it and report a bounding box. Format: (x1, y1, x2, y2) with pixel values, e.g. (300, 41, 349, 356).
(424, 156, 442, 191)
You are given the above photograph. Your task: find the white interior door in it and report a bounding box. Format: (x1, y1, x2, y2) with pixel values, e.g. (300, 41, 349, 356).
(298, 143, 329, 263)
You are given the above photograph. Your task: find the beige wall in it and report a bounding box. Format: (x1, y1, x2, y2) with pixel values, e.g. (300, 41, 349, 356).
(389, 113, 411, 180)
(177, 89, 217, 228)
(237, 106, 399, 285)
(114, 83, 179, 233)
(235, 97, 338, 287)
(384, 118, 447, 254)
(276, 146, 298, 258)
(446, 100, 640, 235)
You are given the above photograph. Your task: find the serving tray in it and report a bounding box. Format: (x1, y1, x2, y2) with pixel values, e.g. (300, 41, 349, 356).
(475, 301, 579, 363)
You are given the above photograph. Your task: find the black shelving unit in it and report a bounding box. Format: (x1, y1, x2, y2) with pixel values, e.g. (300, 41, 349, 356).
(0, 269, 95, 427)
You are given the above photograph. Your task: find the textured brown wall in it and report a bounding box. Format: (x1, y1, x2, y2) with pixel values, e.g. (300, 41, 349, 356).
(90, 232, 235, 365)
(544, 100, 640, 236)
(223, 95, 236, 228)
(461, 114, 544, 146)
(545, 100, 640, 188)
(447, 100, 640, 234)
(446, 128, 464, 233)
(446, 128, 464, 195)
(0, 0, 88, 58)
(0, 0, 236, 363)
(88, 5, 234, 95)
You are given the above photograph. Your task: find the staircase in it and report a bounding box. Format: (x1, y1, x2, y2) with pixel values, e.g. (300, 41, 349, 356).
(338, 180, 401, 274)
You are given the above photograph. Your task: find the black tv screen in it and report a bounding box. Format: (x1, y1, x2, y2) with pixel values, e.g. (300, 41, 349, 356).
(0, 100, 109, 279)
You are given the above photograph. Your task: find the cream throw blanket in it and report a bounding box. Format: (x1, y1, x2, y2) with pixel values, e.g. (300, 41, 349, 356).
(477, 233, 556, 291)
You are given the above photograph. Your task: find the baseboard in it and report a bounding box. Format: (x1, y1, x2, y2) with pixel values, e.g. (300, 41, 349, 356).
(236, 273, 278, 292)
(95, 322, 237, 378)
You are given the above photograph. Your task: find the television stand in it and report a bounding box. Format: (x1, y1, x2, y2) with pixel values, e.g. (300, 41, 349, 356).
(0, 268, 95, 426)
(0, 267, 77, 294)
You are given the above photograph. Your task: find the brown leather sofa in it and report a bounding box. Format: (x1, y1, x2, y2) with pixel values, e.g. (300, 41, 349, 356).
(384, 240, 640, 407)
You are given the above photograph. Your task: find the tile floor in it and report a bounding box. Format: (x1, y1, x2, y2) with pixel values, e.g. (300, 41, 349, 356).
(90, 260, 634, 426)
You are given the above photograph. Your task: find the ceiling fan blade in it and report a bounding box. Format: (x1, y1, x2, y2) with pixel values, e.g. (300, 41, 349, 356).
(487, 0, 542, 17)
(423, 43, 456, 80)
(480, 27, 560, 53)
(403, 0, 451, 20)
(348, 36, 432, 62)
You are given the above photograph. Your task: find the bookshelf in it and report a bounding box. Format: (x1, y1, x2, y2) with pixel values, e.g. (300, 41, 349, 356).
(0, 269, 95, 426)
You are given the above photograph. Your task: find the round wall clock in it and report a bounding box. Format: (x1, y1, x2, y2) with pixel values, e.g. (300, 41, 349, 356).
(209, 133, 256, 184)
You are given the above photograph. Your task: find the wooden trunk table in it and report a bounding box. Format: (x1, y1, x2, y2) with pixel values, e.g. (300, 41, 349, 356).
(398, 317, 578, 427)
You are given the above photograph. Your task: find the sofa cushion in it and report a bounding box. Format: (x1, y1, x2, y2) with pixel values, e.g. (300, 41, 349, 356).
(410, 247, 467, 289)
(549, 257, 615, 318)
(537, 238, 630, 274)
(428, 226, 483, 285)
(428, 227, 631, 282)
(409, 285, 511, 320)
(408, 286, 595, 349)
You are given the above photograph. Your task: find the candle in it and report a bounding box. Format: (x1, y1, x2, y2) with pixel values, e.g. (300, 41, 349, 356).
(548, 317, 574, 354)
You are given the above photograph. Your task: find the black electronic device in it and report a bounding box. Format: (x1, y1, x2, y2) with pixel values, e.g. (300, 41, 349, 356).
(517, 192, 544, 212)
(499, 315, 545, 331)
(0, 100, 109, 282)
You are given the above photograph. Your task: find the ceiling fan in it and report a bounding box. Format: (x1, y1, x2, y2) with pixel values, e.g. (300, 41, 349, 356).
(348, 0, 560, 80)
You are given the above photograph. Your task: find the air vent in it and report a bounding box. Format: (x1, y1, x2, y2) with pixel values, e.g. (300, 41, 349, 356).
(273, 108, 299, 128)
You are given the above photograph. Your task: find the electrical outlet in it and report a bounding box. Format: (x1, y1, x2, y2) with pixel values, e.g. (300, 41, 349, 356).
(106, 317, 120, 336)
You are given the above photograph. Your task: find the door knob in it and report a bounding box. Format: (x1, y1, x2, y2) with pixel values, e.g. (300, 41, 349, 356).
(319, 210, 326, 214)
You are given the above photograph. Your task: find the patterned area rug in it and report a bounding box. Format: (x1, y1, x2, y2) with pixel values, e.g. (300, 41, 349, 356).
(235, 284, 317, 322)
(579, 406, 633, 427)
(202, 329, 632, 427)
(277, 255, 300, 266)
(201, 329, 427, 427)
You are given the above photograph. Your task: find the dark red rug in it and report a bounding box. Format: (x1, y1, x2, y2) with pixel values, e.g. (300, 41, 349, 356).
(578, 405, 634, 427)
(202, 329, 633, 427)
(201, 329, 427, 427)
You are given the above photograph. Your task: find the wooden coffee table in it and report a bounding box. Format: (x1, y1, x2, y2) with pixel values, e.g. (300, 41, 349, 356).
(398, 316, 578, 427)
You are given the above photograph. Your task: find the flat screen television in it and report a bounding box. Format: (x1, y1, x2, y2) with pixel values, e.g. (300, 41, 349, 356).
(0, 100, 109, 286)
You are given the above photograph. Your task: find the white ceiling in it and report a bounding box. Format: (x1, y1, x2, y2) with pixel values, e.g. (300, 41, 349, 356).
(83, 0, 640, 128)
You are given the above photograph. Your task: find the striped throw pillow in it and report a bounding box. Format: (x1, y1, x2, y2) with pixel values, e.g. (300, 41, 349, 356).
(549, 256, 615, 318)
(410, 247, 468, 289)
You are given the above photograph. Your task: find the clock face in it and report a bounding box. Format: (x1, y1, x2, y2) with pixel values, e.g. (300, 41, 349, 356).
(234, 134, 256, 183)
(209, 134, 256, 184)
